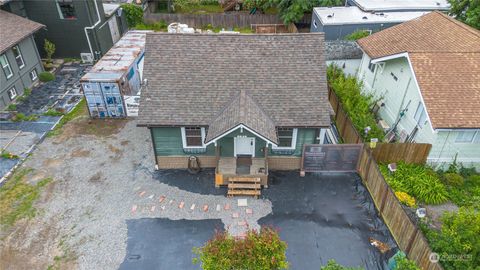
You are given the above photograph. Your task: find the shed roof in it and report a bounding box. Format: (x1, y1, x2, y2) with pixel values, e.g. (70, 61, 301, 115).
(358, 12, 480, 129)
(314, 6, 428, 25)
(138, 33, 332, 128)
(81, 30, 150, 82)
(0, 10, 44, 54)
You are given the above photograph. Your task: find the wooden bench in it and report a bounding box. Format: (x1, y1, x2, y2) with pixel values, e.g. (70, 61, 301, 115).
(227, 177, 261, 198)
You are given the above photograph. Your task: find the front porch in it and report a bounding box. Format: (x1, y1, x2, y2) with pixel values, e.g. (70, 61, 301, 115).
(214, 156, 269, 188)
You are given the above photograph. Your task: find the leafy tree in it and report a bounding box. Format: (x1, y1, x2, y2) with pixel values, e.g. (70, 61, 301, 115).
(121, 3, 144, 28)
(44, 39, 56, 63)
(270, 0, 343, 25)
(448, 0, 480, 29)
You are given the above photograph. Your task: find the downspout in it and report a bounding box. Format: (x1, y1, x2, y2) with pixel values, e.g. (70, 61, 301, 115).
(84, 0, 101, 58)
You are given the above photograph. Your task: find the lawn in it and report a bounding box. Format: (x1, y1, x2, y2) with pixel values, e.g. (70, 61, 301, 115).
(47, 98, 87, 137)
(175, 4, 223, 14)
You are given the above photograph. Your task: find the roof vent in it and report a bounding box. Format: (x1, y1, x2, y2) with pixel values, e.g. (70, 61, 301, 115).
(327, 13, 334, 18)
(362, 16, 368, 20)
(436, 2, 440, 5)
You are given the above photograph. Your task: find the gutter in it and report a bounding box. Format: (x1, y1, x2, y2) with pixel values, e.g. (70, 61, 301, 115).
(84, 0, 102, 59)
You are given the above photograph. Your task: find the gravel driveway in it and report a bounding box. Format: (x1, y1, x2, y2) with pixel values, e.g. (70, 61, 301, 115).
(0, 119, 271, 270)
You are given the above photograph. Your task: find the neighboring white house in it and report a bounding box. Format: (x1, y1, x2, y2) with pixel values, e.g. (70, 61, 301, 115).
(356, 11, 480, 169)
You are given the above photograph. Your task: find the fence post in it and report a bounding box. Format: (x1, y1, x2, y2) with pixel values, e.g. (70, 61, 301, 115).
(405, 227, 419, 255)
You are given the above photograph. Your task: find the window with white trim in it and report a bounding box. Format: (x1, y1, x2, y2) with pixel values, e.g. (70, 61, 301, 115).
(8, 87, 17, 100)
(30, 69, 38, 81)
(455, 130, 477, 143)
(56, 0, 76, 19)
(181, 127, 205, 148)
(413, 102, 427, 127)
(273, 128, 298, 149)
(12, 45, 25, 69)
(0, 54, 13, 79)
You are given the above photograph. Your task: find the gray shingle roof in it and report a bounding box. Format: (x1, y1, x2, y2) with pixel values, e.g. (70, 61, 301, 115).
(0, 10, 44, 54)
(138, 33, 332, 129)
(205, 90, 277, 144)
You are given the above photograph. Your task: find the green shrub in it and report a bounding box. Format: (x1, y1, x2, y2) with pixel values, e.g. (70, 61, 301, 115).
(44, 39, 56, 63)
(39, 72, 55, 82)
(12, 113, 38, 122)
(380, 162, 448, 204)
(424, 207, 480, 270)
(321, 260, 363, 270)
(447, 174, 480, 208)
(121, 3, 143, 27)
(443, 173, 464, 186)
(394, 255, 420, 270)
(459, 166, 477, 178)
(344, 30, 370, 41)
(0, 150, 19, 160)
(193, 227, 288, 270)
(327, 64, 384, 141)
(6, 103, 17, 111)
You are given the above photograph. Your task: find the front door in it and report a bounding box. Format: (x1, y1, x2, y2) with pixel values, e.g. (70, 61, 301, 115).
(235, 137, 255, 157)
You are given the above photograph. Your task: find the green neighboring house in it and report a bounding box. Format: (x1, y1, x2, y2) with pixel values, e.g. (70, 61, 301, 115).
(138, 33, 333, 186)
(0, 10, 44, 110)
(1, 0, 128, 60)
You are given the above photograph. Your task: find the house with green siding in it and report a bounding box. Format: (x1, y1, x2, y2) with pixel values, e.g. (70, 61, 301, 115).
(356, 12, 480, 169)
(138, 33, 333, 188)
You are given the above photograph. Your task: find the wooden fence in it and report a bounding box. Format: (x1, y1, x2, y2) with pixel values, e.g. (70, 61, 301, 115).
(357, 148, 443, 270)
(328, 88, 431, 164)
(328, 87, 363, 144)
(144, 12, 283, 28)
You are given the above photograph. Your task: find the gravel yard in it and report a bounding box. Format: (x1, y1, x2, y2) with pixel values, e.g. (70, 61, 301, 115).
(0, 118, 271, 270)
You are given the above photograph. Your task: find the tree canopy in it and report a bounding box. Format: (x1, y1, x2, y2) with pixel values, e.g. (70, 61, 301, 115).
(448, 0, 480, 29)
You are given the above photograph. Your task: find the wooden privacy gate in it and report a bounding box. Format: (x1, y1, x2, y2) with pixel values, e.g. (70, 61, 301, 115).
(301, 144, 363, 172)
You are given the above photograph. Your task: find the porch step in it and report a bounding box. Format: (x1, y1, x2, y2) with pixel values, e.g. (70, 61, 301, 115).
(227, 177, 261, 198)
(227, 189, 261, 197)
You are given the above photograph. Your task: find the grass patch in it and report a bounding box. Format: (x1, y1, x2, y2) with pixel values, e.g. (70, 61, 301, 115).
(39, 72, 55, 82)
(6, 103, 17, 111)
(47, 98, 87, 137)
(175, 4, 223, 14)
(134, 21, 168, 31)
(43, 109, 65, 117)
(11, 113, 39, 122)
(438, 166, 480, 209)
(202, 24, 254, 33)
(0, 168, 51, 229)
(0, 150, 19, 160)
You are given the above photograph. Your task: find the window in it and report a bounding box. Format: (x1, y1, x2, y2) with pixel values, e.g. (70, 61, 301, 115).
(368, 60, 375, 72)
(30, 69, 38, 81)
(181, 127, 205, 148)
(273, 128, 298, 149)
(455, 130, 476, 143)
(0, 54, 13, 79)
(56, 0, 76, 19)
(413, 102, 427, 127)
(12, 45, 25, 69)
(8, 87, 17, 100)
(390, 72, 398, 81)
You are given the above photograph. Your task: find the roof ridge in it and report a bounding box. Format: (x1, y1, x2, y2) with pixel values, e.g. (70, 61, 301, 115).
(434, 11, 480, 38)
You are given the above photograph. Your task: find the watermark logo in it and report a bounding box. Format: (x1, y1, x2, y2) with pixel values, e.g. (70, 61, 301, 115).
(429, 253, 440, 263)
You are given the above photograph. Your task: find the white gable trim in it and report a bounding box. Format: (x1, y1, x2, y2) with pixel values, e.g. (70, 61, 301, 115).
(204, 124, 278, 147)
(370, 52, 436, 134)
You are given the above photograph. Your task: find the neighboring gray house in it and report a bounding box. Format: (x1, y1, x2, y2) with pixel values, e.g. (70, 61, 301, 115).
(310, 6, 428, 40)
(0, 10, 44, 110)
(346, 0, 450, 12)
(1, 0, 128, 60)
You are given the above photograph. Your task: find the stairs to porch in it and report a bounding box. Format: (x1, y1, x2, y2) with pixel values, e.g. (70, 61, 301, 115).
(227, 177, 261, 198)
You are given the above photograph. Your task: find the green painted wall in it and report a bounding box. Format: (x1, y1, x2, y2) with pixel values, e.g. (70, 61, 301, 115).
(151, 127, 318, 158)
